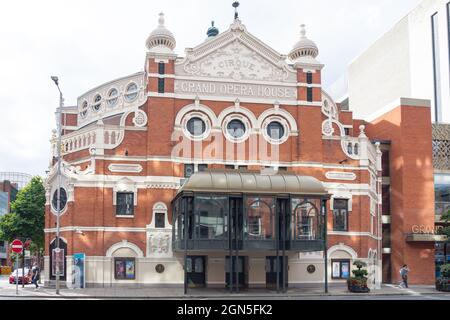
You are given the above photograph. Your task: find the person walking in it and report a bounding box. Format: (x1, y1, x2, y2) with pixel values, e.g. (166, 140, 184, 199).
(31, 263, 40, 290)
(399, 264, 410, 288)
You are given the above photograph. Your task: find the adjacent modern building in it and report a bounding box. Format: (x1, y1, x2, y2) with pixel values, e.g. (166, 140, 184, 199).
(44, 8, 436, 291)
(332, 0, 450, 123)
(0, 179, 20, 266)
(330, 0, 450, 282)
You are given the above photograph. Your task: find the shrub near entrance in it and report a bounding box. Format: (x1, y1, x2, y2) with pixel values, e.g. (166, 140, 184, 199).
(436, 264, 450, 292)
(347, 260, 370, 293)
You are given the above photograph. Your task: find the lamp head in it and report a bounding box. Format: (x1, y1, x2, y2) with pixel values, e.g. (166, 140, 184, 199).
(51, 76, 59, 86)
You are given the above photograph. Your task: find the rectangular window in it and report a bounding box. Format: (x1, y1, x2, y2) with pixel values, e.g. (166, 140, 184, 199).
(158, 78, 165, 93)
(344, 128, 351, 136)
(435, 174, 450, 216)
(116, 192, 134, 216)
(155, 212, 165, 228)
(238, 165, 248, 170)
(332, 260, 351, 279)
(381, 150, 390, 177)
(114, 258, 136, 280)
(278, 167, 288, 172)
(306, 72, 313, 84)
(184, 164, 195, 178)
(382, 185, 391, 215)
(431, 13, 442, 123)
(158, 62, 165, 75)
(333, 199, 348, 231)
(198, 164, 208, 172)
(307, 87, 313, 102)
(225, 165, 235, 170)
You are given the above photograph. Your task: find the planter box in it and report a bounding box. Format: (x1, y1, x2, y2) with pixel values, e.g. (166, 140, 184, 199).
(348, 285, 370, 293)
(436, 278, 450, 292)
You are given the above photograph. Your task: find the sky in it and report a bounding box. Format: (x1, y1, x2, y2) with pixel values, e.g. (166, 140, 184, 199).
(0, 0, 423, 177)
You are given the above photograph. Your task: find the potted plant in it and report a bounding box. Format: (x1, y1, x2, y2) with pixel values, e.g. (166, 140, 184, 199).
(347, 260, 370, 293)
(436, 264, 450, 292)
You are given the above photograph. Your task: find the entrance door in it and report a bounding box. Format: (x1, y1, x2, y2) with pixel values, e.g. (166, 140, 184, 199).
(266, 256, 288, 289)
(225, 256, 247, 289)
(186, 256, 206, 288)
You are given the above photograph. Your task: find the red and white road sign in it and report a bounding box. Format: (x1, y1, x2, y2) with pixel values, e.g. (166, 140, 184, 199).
(11, 239, 23, 254)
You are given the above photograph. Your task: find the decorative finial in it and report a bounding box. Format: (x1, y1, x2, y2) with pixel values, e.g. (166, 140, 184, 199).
(158, 12, 165, 26)
(232, 1, 240, 20)
(300, 24, 306, 38)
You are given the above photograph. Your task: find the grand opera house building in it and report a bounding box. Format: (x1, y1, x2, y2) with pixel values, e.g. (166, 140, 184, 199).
(44, 8, 437, 291)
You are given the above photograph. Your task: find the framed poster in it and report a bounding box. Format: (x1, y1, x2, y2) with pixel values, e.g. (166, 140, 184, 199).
(114, 258, 136, 280)
(72, 253, 85, 289)
(341, 262, 350, 279)
(332, 261, 340, 278)
(52, 249, 65, 277)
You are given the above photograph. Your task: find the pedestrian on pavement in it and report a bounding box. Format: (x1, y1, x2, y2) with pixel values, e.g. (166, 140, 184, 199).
(31, 263, 40, 290)
(399, 264, 410, 288)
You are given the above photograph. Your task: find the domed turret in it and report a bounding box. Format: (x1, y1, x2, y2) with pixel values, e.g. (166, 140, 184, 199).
(146, 13, 176, 54)
(289, 24, 319, 62)
(207, 21, 219, 38)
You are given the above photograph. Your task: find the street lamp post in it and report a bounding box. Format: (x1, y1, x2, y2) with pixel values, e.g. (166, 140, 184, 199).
(51, 76, 63, 295)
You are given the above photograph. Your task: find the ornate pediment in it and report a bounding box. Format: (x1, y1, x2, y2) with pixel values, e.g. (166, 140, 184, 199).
(176, 20, 296, 83)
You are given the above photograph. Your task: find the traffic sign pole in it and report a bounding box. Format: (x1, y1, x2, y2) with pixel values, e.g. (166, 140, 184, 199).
(15, 253, 18, 295)
(11, 239, 24, 295)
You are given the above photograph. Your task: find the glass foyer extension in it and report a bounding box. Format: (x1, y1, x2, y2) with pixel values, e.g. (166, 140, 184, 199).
(171, 171, 331, 293)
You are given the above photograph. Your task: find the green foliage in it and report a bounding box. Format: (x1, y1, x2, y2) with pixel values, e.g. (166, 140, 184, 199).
(0, 176, 45, 253)
(441, 264, 450, 278)
(353, 260, 367, 270)
(350, 260, 369, 280)
(441, 210, 450, 242)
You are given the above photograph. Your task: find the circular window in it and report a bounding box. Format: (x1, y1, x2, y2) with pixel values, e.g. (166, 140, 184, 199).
(155, 264, 165, 274)
(92, 95, 102, 112)
(51, 188, 68, 212)
(80, 101, 88, 118)
(227, 119, 246, 139)
(107, 88, 119, 107)
(267, 121, 285, 141)
(187, 117, 206, 137)
(125, 83, 139, 102)
(307, 265, 316, 274)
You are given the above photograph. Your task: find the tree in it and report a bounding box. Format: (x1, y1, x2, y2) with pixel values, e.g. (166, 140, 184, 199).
(441, 210, 450, 239)
(0, 176, 45, 256)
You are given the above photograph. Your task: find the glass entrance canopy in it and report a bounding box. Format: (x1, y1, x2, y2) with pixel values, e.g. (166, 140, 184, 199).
(172, 170, 330, 252)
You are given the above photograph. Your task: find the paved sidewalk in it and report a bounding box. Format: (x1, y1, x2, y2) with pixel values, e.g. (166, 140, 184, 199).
(0, 276, 446, 299)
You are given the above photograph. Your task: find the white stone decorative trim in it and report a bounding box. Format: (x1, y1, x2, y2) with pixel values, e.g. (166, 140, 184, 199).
(113, 178, 138, 206)
(325, 172, 357, 181)
(132, 110, 148, 128)
(328, 232, 382, 241)
(328, 243, 358, 259)
(106, 240, 144, 258)
(364, 97, 431, 123)
(45, 227, 147, 233)
(108, 164, 143, 173)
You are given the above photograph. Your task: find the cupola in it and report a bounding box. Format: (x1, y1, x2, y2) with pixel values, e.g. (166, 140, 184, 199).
(146, 13, 176, 54)
(207, 21, 219, 38)
(289, 24, 319, 62)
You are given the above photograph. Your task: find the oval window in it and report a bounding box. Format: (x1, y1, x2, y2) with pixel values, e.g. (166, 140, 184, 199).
(107, 88, 119, 107)
(92, 95, 102, 112)
(267, 121, 285, 141)
(52, 188, 68, 212)
(125, 83, 139, 102)
(227, 119, 246, 139)
(187, 117, 206, 137)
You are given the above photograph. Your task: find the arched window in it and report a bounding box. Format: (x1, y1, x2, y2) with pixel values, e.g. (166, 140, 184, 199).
(245, 197, 275, 240)
(292, 199, 320, 240)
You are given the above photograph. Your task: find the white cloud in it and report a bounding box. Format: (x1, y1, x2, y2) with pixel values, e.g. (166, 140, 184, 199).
(0, 0, 422, 176)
